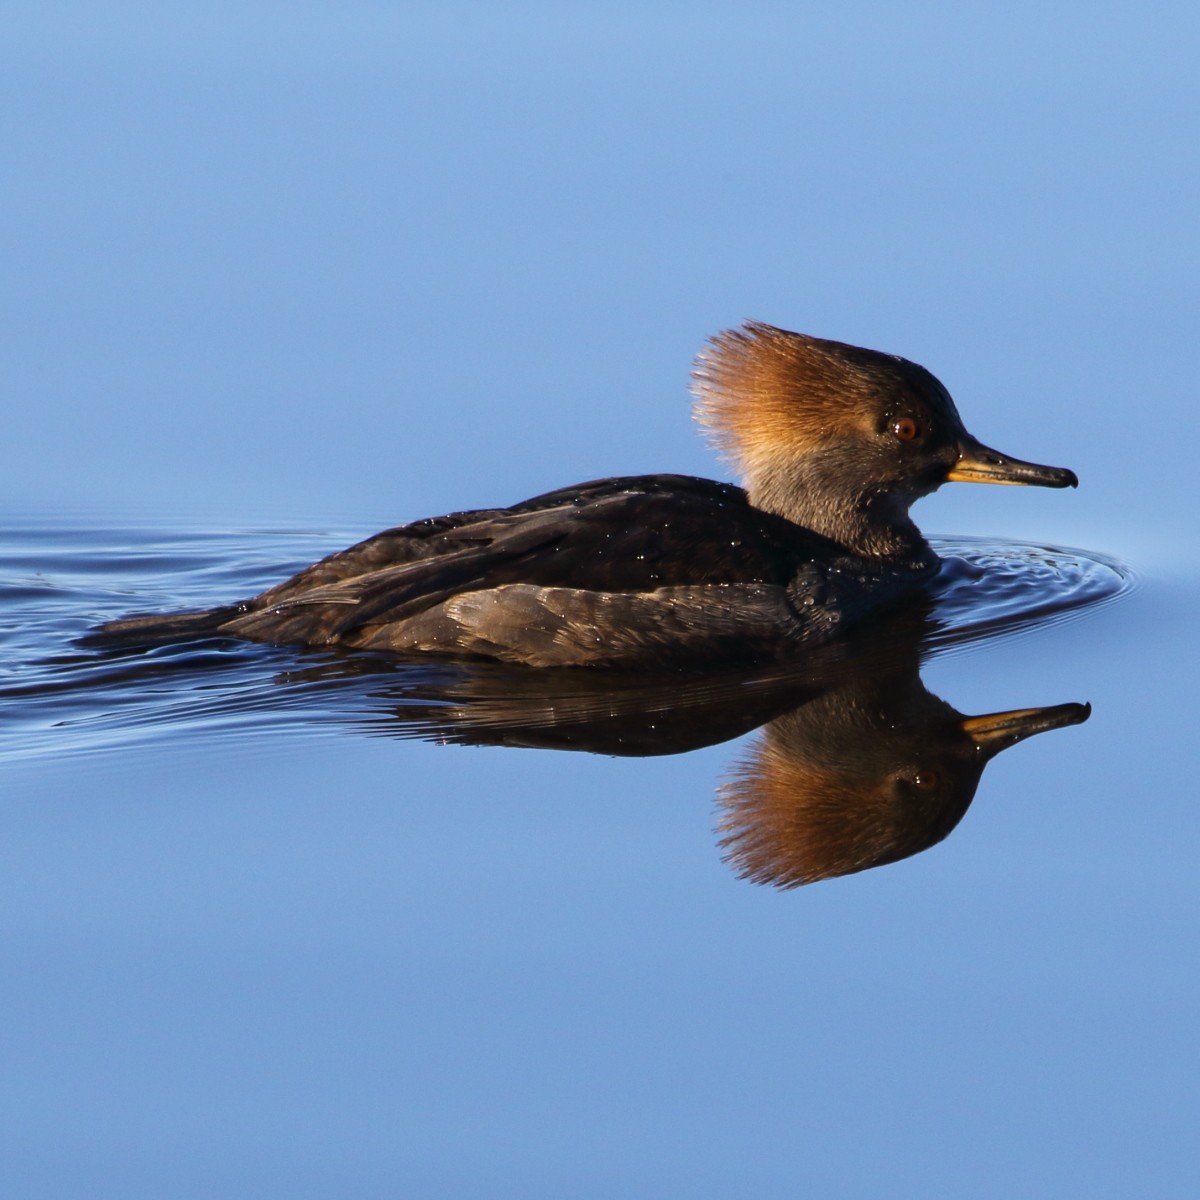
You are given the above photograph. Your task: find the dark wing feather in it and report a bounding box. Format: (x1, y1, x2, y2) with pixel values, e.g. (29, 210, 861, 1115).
(233, 478, 831, 643)
(250, 474, 747, 606)
(93, 475, 835, 652)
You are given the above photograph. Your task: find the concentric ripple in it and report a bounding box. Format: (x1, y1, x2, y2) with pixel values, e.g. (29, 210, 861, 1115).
(927, 535, 1134, 649)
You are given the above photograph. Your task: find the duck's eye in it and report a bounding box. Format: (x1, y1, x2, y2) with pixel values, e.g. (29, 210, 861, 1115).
(892, 417, 921, 441)
(912, 770, 939, 791)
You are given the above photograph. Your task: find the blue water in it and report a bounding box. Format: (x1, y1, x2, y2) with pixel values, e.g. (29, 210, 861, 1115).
(4, 4, 1199, 1198)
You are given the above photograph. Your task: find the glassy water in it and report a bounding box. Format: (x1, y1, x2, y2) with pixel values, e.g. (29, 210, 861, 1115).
(4, 516, 1190, 1200)
(5, 3, 1199, 1196)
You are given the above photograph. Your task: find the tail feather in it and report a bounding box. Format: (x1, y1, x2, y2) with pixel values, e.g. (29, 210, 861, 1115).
(80, 604, 245, 648)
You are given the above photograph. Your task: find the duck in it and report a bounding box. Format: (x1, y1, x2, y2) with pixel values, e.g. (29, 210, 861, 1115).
(91, 321, 1077, 667)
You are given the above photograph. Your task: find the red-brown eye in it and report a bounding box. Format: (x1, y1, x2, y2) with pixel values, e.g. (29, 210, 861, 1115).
(892, 418, 920, 441)
(912, 771, 939, 791)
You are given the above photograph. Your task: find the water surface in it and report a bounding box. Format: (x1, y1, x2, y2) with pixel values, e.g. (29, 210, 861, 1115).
(2, 524, 1131, 764)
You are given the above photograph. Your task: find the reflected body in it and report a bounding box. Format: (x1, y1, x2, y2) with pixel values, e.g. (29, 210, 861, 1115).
(93, 323, 1076, 667)
(288, 611, 1090, 886)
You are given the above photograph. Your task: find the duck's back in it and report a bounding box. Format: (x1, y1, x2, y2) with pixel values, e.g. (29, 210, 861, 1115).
(224, 475, 843, 663)
(93, 475, 888, 666)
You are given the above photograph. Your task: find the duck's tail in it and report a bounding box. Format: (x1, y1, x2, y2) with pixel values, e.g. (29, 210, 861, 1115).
(79, 604, 246, 649)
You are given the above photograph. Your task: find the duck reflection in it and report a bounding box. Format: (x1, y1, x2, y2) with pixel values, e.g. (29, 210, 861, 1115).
(278, 610, 1088, 886)
(714, 658, 1086, 887)
(69, 602, 1090, 887)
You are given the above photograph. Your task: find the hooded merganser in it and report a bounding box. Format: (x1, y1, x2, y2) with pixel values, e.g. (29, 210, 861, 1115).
(92, 321, 1077, 667)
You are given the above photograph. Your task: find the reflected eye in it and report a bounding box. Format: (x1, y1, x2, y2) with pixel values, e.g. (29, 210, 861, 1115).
(912, 770, 939, 791)
(892, 418, 921, 441)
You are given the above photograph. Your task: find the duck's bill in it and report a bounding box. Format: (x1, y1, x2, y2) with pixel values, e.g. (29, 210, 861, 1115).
(961, 702, 1091, 759)
(948, 438, 1078, 488)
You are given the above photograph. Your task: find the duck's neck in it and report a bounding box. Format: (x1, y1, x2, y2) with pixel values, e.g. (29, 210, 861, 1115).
(747, 460, 936, 568)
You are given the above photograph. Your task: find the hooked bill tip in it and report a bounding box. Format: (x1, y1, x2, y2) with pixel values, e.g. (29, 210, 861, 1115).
(948, 440, 1079, 489)
(961, 701, 1091, 756)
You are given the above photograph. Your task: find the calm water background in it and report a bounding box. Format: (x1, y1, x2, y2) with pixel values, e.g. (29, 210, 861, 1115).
(3, 3, 1198, 1196)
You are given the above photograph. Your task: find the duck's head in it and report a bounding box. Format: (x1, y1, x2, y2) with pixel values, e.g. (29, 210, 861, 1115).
(692, 321, 1077, 561)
